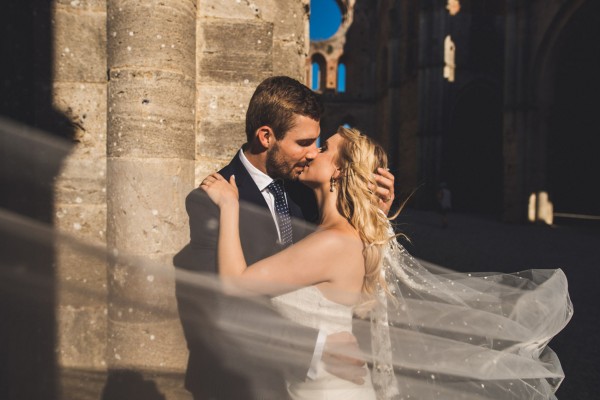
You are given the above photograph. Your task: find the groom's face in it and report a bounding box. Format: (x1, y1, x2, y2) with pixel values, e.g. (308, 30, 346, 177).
(266, 115, 320, 180)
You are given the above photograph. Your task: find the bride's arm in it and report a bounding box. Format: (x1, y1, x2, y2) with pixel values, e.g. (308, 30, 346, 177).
(236, 231, 354, 295)
(201, 173, 362, 295)
(200, 173, 247, 278)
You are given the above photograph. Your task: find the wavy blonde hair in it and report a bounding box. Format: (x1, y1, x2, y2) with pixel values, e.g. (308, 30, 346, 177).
(334, 126, 393, 296)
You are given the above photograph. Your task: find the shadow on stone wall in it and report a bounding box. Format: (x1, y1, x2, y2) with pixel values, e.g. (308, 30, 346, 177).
(0, 2, 75, 400)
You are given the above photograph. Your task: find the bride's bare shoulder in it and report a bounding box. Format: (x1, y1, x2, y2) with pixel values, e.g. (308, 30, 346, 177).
(306, 226, 363, 253)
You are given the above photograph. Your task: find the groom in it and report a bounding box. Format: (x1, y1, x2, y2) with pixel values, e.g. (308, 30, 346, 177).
(174, 76, 395, 400)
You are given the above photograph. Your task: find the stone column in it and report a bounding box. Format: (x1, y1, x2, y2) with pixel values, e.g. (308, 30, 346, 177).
(105, 0, 195, 387)
(52, 0, 108, 378)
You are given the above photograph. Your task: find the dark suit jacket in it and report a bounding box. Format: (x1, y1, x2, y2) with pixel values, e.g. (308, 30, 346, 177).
(174, 151, 320, 400)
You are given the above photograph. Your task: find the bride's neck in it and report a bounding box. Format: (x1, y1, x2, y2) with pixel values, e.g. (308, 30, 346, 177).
(314, 187, 346, 228)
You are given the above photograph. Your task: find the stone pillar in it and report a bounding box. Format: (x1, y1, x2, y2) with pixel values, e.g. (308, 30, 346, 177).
(52, 0, 108, 378)
(105, 0, 195, 388)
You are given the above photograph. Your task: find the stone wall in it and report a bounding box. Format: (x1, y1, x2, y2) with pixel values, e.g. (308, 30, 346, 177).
(45, 0, 311, 398)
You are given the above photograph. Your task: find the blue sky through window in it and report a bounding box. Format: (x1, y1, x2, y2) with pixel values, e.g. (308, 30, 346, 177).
(310, 0, 342, 40)
(338, 63, 346, 92)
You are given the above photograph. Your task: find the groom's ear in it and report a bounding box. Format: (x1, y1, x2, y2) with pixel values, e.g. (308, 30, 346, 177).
(256, 126, 275, 149)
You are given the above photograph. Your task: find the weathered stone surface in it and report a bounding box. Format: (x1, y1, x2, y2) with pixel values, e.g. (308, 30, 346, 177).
(196, 85, 254, 123)
(107, 69, 195, 159)
(262, 0, 307, 41)
(53, 82, 107, 156)
(54, 201, 107, 307)
(194, 157, 230, 186)
(108, 318, 188, 370)
(55, 0, 106, 11)
(107, 254, 180, 324)
(57, 305, 107, 368)
(55, 157, 106, 205)
(107, 0, 196, 79)
(197, 19, 273, 85)
(197, 120, 245, 159)
(273, 39, 306, 82)
(55, 203, 107, 241)
(198, 0, 262, 19)
(53, 6, 107, 83)
(107, 158, 193, 254)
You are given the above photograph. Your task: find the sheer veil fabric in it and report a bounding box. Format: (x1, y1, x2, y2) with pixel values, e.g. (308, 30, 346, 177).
(369, 222, 573, 400)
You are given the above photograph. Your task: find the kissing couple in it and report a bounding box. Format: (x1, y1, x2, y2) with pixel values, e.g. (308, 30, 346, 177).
(175, 76, 572, 400)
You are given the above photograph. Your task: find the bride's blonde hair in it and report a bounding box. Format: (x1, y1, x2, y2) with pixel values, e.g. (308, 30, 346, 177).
(334, 126, 393, 295)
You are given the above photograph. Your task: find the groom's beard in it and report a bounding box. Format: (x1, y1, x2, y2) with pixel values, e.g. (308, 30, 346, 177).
(265, 143, 302, 181)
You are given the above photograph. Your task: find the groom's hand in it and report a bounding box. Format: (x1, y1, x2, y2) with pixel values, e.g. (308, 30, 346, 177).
(322, 331, 367, 385)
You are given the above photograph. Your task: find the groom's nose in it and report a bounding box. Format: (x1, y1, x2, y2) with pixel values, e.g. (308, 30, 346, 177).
(305, 144, 319, 161)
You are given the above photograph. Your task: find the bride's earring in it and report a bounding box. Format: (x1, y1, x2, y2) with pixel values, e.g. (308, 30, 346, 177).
(330, 176, 336, 192)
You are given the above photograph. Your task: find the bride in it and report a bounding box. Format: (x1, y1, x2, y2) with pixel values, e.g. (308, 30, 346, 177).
(201, 126, 572, 400)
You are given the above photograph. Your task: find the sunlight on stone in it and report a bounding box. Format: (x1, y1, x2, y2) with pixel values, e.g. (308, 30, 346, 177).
(447, 0, 461, 16)
(528, 192, 554, 225)
(444, 35, 456, 82)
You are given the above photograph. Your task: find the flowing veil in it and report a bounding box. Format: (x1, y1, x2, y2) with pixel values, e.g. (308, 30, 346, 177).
(368, 223, 573, 399)
(0, 118, 573, 399)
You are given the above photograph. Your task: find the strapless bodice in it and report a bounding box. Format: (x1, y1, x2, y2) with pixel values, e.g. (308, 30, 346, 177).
(270, 286, 376, 400)
(271, 286, 354, 334)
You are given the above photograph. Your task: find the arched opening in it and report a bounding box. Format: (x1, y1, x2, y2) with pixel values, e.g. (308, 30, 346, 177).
(337, 62, 346, 93)
(546, 0, 600, 216)
(311, 53, 327, 91)
(442, 83, 503, 215)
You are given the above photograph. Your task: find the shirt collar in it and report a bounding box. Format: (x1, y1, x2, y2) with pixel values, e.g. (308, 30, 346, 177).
(238, 148, 274, 192)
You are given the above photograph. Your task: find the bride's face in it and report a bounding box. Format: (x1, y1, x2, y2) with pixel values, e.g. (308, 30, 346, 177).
(299, 133, 343, 187)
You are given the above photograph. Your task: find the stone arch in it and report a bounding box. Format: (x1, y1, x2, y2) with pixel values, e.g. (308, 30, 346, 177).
(533, 0, 600, 215)
(311, 52, 327, 91)
(443, 80, 503, 214)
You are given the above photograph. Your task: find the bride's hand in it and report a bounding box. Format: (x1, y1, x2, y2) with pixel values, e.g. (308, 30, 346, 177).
(200, 173, 239, 208)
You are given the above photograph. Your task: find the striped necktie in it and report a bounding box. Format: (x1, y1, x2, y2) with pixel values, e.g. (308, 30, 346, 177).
(267, 180, 293, 246)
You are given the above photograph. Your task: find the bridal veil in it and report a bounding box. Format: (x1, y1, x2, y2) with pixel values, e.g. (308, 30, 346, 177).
(368, 224, 573, 400)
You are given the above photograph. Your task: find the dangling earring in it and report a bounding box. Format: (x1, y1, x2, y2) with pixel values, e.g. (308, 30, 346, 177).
(330, 176, 336, 192)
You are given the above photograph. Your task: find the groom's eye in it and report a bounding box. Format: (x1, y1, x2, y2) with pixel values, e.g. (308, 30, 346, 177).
(297, 139, 316, 147)
(319, 143, 328, 152)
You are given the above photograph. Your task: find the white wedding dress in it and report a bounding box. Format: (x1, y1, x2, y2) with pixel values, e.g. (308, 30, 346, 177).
(271, 286, 377, 400)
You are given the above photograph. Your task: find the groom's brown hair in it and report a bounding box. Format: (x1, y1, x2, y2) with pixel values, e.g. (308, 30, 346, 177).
(245, 76, 323, 142)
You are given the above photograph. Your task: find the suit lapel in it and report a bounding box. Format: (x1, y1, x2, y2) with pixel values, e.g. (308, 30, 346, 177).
(229, 153, 270, 210)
